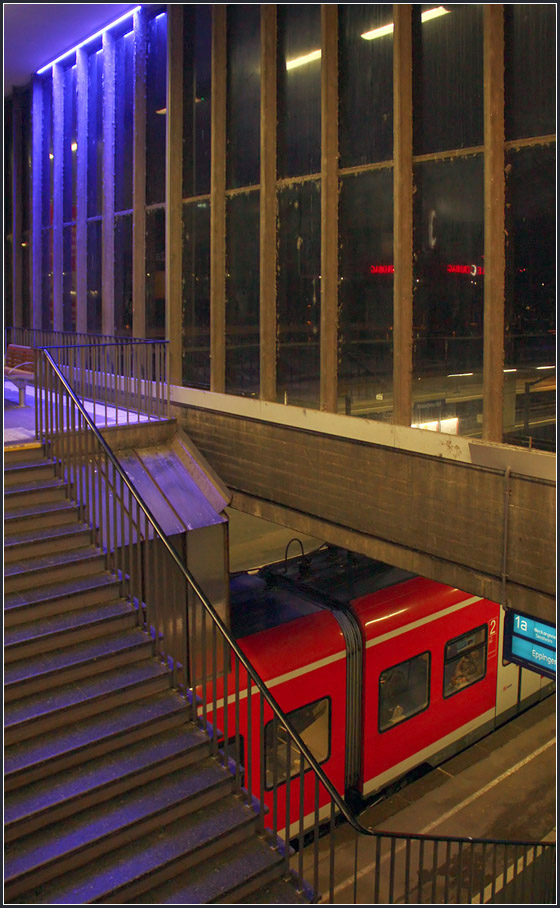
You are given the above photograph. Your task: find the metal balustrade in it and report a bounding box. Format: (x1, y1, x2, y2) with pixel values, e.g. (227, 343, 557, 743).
(33, 346, 556, 904)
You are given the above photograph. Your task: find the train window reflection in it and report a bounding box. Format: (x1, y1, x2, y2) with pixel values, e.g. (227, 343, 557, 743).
(379, 652, 430, 732)
(443, 625, 487, 697)
(264, 697, 330, 788)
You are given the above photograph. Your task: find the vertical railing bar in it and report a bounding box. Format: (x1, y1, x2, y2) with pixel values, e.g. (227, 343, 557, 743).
(284, 737, 292, 876)
(431, 839, 439, 904)
(313, 776, 320, 900)
(456, 841, 463, 904)
(404, 838, 411, 903)
(389, 837, 397, 903)
(352, 829, 359, 904)
(480, 842, 487, 904)
(374, 835, 382, 904)
(201, 599, 208, 732)
(271, 718, 278, 842)
(467, 841, 474, 903)
(211, 620, 218, 755)
(259, 694, 265, 834)
(328, 801, 336, 903)
(298, 753, 305, 888)
(234, 657, 241, 792)
(222, 637, 229, 771)
(490, 843, 497, 902)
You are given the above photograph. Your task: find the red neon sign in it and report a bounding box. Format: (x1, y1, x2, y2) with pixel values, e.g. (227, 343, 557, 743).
(370, 265, 394, 274)
(369, 264, 485, 276)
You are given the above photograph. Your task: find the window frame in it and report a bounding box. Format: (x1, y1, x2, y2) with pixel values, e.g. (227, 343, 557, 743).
(263, 694, 332, 790)
(378, 650, 431, 733)
(443, 623, 488, 699)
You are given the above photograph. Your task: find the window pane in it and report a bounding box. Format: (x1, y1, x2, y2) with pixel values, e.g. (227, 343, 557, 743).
(227, 5, 260, 189)
(265, 698, 330, 787)
(503, 145, 556, 453)
(412, 155, 484, 437)
(63, 224, 76, 331)
(42, 78, 54, 227)
(443, 626, 487, 697)
(277, 5, 321, 179)
(21, 89, 32, 233)
(87, 51, 103, 219)
(63, 64, 77, 224)
(42, 228, 54, 329)
(114, 213, 132, 336)
(277, 180, 321, 408)
(339, 5, 393, 168)
(379, 653, 430, 731)
(87, 220, 102, 333)
(183, 5, 212, 198)
(413, 4, 483, 155)
(146, 12, 167, 206)
(183, 200, 210, 389)
(145, 207, 165, 338)
(21, 234, 31, 329)
(339, 168, 393, 419)
(226, 192, 260, 395)
(115, 30, 134, 213)
(505, 4, 556, 141)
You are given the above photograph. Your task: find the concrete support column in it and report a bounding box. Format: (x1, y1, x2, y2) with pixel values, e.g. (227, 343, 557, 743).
(210, 5, 227, 393)
(52, 64, 64, 331)
(482, 5, 506, 442)
(392, 4, 413, 427)
(132, 7, 147, 340)
(11, 89, 24, 328)
(320, 4, 339, 414)
(31, 77, 43, 329)
(75, 48, 88, 333)
(166, 5, 184, 385)
(259, 5, 278, 403)
(102, 30, 116, 337)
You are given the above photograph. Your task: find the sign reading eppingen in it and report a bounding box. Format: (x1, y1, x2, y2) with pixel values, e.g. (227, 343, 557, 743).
(504, 609, 556, 681)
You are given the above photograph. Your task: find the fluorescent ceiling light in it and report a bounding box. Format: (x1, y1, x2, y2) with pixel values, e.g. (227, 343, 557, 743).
(37, 6, 141, 73)
(361, 6, 450, 41)
(286, 49, 322, 71)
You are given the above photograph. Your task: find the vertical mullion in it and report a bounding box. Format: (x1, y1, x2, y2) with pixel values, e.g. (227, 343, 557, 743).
(482, 4, 505, 442)
(320, 4, 339, 414)
(132, 7, 147, 340)
(12, 88, 24, 328)
(210, 5, 227, 393)
(392, 4, 413, 427)
(76, 48, 88, 333)
(52, 64, 64, 331)
(32, 77, 43, 330)
(166, 5, 183, 384)
(259, 4, 277, 403)
(102, 30, 116, 337)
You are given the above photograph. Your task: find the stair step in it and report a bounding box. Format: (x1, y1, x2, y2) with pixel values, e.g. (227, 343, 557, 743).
(4, 628, 154, 702)
(5, 691, 190, 790)
(4, 546, 107, 594)
(5, 573, 122, 627)
(4, 458, 56, 485)
(10, 793, 260, 905)
(5, 724, 211, 841)
(4, 599, 137, 663)
(4, 499, 80, 533)
(239, 878, 312, 904)
(4, 476, 67, 507)
(4, 521, 92, 563)
(4, 760, 238, 901)
(4, 442, 44, 466)
(131, 835, 284, 905)
(4, 660, 172, 746)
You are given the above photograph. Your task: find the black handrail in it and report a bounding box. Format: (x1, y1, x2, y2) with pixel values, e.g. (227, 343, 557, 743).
(39, 348, 556, 857)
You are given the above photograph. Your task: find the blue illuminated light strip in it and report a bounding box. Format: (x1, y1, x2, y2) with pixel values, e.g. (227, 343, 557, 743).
(37, 6, 142, 74)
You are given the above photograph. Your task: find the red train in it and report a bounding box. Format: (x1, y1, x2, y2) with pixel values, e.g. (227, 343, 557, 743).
(199, 546, 554, 835)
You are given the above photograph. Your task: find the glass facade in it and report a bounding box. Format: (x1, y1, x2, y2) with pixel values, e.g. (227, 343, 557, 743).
(5, 4, 556, 452)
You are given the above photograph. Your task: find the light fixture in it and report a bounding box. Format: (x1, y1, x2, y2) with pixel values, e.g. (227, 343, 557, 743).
(156, 108, 167, 115)
(71, 141, 78, 152)
(286, 49, 322, 71)
(536, 365, 555, 370)
(447, 372, 474, 378)
(361, 6, 450, 41)
(37, 6, 141, 73)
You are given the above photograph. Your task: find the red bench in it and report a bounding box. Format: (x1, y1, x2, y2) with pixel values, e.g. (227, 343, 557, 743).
(4, 344, 35, 406)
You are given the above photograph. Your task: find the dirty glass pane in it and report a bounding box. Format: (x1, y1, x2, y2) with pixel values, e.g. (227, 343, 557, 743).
(413, 4, 483, 155)
(412, 155, 484, 436)
(277, 5, 321, 179)
(227, 5, 260, 189)
(183, 5, 212, 198)
(42, 77, 54, 227)
(63, 224, 76, 331)
(87, 50, 103, 219)
(443, 626, 487, 698)
(226, 192, 260, 396)
(146, 11, 167, 206)
(21, 89, 32, 233)
(265, 698, 330, 787)
(63, 64, 77, 224)
(183, 200, 211, 389)
(379, 653, 430, 732)
(114, 213, 133, 336)
(277, 180, 321, 408)
(22, 233, 31, 329)
(503, 145, 556, 452)
(339, 5, 393, 168)
(504, 4, 556, 141)
(42, 228, 54, 329)
(115, 29, 134, 213)
(87, 220, 102, 334)
(339, 168, 394, 419)
(145, 206, 166, 338)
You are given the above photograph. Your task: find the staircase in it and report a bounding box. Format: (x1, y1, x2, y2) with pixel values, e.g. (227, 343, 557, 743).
(4, 442, 309, 905)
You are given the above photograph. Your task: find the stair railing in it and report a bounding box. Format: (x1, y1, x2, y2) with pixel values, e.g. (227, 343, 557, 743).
(34, 347, 556, 905)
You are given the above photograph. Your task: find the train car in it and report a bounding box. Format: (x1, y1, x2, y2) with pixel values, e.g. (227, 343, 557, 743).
(199, 545, 554, 836)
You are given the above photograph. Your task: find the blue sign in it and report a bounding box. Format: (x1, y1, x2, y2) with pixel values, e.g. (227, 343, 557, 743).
(504, 610, 556, 681)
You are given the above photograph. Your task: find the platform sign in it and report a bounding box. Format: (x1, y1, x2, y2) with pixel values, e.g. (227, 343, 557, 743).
(503, 609, 556, 681)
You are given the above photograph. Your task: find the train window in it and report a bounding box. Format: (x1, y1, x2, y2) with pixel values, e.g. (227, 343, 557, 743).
(443, 625, 488, 698)
(378, 652, 430, 732)
(264, 697, 331, 789)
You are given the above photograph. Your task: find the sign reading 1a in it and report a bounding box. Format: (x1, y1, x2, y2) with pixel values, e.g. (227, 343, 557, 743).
(503, 609, 556, 681)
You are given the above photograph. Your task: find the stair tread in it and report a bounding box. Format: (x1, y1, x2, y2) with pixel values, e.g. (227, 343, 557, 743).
(4, 521, 90, 548)
(4, 660, 170, 731)
(4, 499, 77, 521)
(4, 628, 152, 687)
(11, 794, 259, 904)
(5, 724, 210, 827)
(5, 691, 188, 779)
(5, 458, 56, 473)
(132, 836, 283, 904)
(4, 598, 135, 648)
(5, 545, 103, 578)
(4, 759, 236, 883)
(5, 572, 118, 611)
(4, 476, 65, 495)
(239, 878, 311, 904)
